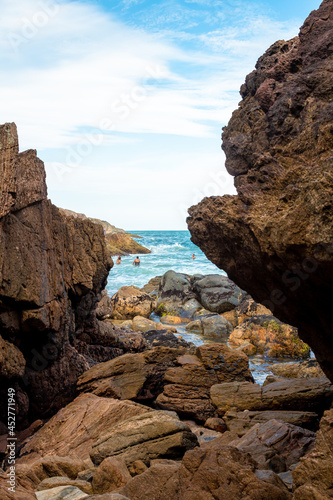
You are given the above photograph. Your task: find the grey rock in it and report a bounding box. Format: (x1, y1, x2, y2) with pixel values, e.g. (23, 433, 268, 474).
(193, 274, 244, 313)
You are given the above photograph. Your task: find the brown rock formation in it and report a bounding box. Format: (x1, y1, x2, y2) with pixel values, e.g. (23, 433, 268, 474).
(210, 378, 333, 415)
(0, 123, 113, 424)
(293, 408, 333, 498)
(110, 286, 155, 320)
(118, 445, 291, 499)
(187, 0, 333, 382)
(59, 207, 151, 256)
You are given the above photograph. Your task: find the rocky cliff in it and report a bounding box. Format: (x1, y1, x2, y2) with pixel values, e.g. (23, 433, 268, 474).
(0, 123, 113, 425)
(59, 208, 151, 256)
(187, 0, 333, 382)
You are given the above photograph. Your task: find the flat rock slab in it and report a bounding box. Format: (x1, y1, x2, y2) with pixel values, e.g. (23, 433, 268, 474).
(18, 394, 154, 464)
(36, 477, 92, 494)
(36, 486, 88, 500)
(77, 346, 187, 400)
(224, 410, 319, 435)
(90, 410, 198, 466)
(210, 378, 333, 414)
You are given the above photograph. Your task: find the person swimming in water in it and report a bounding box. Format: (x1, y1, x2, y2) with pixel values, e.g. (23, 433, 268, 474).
(133, 256, 140, 266)
(116, 256, 121, 264)
(191, 253, 196, 260)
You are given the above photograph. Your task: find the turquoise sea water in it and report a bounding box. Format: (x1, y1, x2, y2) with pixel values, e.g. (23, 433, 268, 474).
(105, 230, 290, 384)
(106, 230, 226, 297)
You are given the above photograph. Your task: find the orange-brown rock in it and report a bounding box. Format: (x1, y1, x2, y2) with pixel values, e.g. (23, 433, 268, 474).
(234, 297, 273, 325)
(111, 286, 155, 320)
(105, 231, 151, 257)
(0, 472, 36, 500)
(228, 419, 315, 472)
(90, 410, 198, 467)
(156, 344, 253, 422)
(223, 409, 319, 436)
(36, 477, 92, 494)
(293, 409, 333, 499)
(15, 455, 87, 490)
(187, 0, 333, 383)
(17, 394, 152, 464)
(77, 346, 187, 402)
(271, 359, 327, 379)
(119, 316, 177, 333)
(210, 378, 333, 415)
(58, 208, 151, 257)
(117, 460, 181, 500)
(118, 445, 291, 499)
(229, 315, 310, 359)
(92, 457, 131, 494)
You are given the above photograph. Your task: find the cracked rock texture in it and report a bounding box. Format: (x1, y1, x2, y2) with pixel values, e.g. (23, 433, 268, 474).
(187, 0, 333, 382)
(0, 123, 113, 424)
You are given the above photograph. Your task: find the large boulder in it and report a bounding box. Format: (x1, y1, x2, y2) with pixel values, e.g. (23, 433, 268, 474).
(35, 486, 88, 500)
(15, 455, 87, 490)
(192, 274, 244, 313)
(77, 346, 187, 402)
(17, 394, 153, 464)
(156, 344, 253, 422)
(186, 314, 233, 340)
(155, 271, 201, 317)
(223, 409, 319, 436)
(116, 460, 181, 500)
(90, 410, 198, 467)
(187, 0, 333, 383)
(110, 286, 155, 320)
(116, 316, 178, 334)
(229, 315, 310, 359)
(91, 456, 131, 494)
(271, 359, 327, 379)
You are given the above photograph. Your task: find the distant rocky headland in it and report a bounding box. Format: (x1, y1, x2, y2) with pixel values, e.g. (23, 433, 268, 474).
(1, 1, 333, 499)
(58, 208, 151, 257)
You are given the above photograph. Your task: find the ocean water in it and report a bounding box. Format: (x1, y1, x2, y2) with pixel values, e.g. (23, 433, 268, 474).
(106, 230, 226, 297)
(105, 230, 285, 384)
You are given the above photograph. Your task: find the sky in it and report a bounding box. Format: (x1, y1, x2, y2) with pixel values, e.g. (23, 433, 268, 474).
(1, 0, 322, 229)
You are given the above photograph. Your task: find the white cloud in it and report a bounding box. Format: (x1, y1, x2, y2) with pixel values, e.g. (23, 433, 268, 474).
(0, 0, 307, 229)
(45, 148, 236, 230)
(0, 0, 302, 152)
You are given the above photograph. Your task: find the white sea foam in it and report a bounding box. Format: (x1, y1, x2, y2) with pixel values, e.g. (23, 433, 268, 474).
(107, 230, 225, 296)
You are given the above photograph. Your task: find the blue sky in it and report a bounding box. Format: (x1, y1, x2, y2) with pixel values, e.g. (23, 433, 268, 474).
(0, 0, 321, 229)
